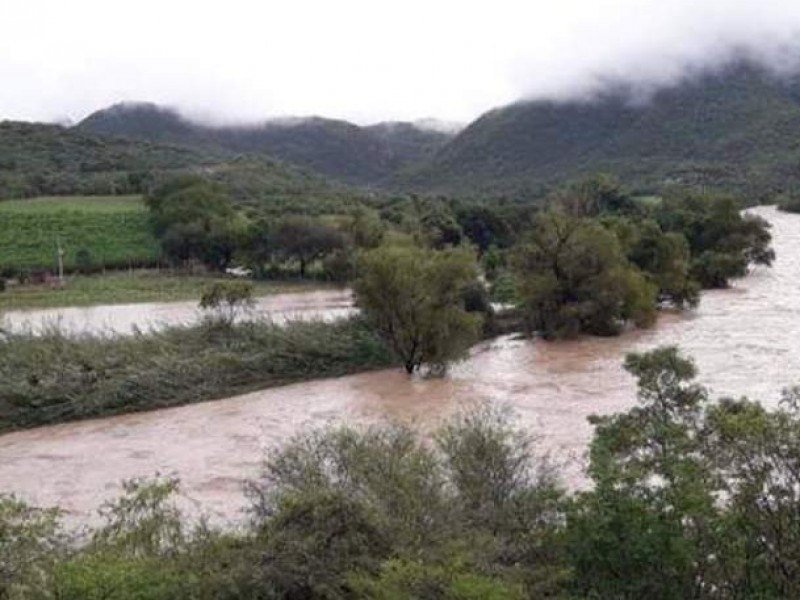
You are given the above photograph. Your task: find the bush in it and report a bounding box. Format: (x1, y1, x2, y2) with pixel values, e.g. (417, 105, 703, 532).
(199, 281, 255, 326)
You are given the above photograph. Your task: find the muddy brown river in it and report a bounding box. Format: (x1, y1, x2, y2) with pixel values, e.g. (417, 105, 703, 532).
(1, 206, 798, 526)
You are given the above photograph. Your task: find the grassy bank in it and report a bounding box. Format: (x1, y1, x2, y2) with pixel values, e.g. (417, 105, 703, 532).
(0, 195, 159, 271)
(0, 270, 333, 310)
(0, 317, 394, 433)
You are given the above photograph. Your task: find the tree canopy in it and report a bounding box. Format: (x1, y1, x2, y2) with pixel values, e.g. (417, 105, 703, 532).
(145, 176, 246, 270)
(511, 210, 657, 338)
(354, 246, 482, 373)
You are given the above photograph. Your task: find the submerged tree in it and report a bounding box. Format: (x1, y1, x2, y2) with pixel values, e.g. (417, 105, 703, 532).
(199, 281, 255, 326)
(511, 211, 657, 339)
(609, 218, 700, 307)
(656, 192, 774, 288)
(354, 246, 482, 374)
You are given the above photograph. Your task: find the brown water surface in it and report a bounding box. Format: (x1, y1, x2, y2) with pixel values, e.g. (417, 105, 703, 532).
(1, 206, 798, 526)
(2, 289, 356, 336)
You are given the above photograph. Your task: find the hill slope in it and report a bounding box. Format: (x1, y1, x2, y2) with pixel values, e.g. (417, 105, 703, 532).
(402, 62, 800, 198)
(0, 120, 364, 215)
(78, 104, 455, 186)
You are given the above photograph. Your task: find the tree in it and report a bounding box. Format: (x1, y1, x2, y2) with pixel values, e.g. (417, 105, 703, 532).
(348, 208, 385, 250)
(656, 192, 774, 288)
(273, 217, 347, 277)
(419, 203, 463, 249)
(511, 211, 657, 339)
(145, 176, 246, 271)
(456, 205, 513, 255)
(354, 246, 482, 374)
(553, 173, 641, 218)
(0, 496, 63, 598)
(611, 218, 700, 307)
(704, 392, 800, 598)
(568, 347, 720, 599)
(199, 281, 255, 326)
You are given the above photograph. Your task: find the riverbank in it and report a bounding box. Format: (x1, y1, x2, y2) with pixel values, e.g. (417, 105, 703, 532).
(0, 270, 332, 310)
(0, 316, 395, 433)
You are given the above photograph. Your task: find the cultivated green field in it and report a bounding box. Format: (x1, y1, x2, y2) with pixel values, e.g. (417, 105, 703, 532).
(0, 195, 160, 271)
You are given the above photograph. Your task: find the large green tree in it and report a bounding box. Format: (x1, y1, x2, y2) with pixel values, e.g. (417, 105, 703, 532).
(568, 347, 720, 599)
(145, 176, 246, 271)
(354, 246, 482, 374)
(511, 211, 657, 338)
(656, 192, 774, 288)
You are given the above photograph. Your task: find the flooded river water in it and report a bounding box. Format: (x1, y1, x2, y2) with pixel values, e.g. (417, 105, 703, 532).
(2, 288, 356, 336)
(1, 206, 798, 526)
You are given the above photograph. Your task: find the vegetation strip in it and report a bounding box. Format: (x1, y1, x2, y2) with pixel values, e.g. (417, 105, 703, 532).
(0, 317, 395, 434)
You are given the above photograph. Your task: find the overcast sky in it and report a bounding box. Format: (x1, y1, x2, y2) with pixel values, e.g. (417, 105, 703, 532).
(3, 0, 800, 125)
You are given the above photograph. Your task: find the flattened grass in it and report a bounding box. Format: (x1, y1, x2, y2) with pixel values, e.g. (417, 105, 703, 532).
(0, 317, 395, 433)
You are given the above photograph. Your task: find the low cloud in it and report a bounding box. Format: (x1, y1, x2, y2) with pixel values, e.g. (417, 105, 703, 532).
(2, 0, 800, 124)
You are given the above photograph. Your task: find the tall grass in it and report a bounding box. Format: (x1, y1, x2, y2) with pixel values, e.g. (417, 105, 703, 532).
(0, 317, 395, 433)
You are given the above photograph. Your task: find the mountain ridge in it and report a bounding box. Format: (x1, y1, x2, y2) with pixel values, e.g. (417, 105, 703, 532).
(77, 103, 456, 186)
(398, 61, 800, 198)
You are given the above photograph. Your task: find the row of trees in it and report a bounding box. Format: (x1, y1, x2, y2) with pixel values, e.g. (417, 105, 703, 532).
(146, 174, 775, 370)
(504, 178, 773, 338)
(145, 175, 385, 278)
(5, 347, 800, 598)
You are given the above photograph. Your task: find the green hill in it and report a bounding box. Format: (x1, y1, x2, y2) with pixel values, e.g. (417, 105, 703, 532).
(0, 120, 368, 215)
(0, 121, 222, 199)
(78, 103, 454, 186)
(401, 61, 800, 199)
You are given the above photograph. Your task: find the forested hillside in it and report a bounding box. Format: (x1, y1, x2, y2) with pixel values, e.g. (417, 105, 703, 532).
(78, 103, 454, 185)
(401, 61, 800, 199)
(0, 121, 367, 215)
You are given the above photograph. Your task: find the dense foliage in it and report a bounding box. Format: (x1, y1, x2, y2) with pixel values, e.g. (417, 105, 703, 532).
(511, 211, 657, 338)
(7, 347, 800, 598)
(354, 246, 483, 373)
(78, 102, 455, 186)
(402, 61, 800, 199)
(146, 177, 247, 271)
(502, 177, 773, 338)
(0, 317, 394, 433)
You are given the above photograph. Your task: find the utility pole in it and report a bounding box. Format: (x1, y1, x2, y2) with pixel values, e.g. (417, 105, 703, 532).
(56, 237, 65, 285)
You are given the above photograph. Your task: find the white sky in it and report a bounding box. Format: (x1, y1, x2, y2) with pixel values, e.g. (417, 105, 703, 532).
(2, 0, 800, 125)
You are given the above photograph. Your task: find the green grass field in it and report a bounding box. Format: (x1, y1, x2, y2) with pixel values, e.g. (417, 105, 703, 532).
(0, 195, 160, 271)
(0, 271, 332, 310)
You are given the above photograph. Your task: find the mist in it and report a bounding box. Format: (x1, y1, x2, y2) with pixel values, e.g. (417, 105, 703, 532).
(3, 0, 800, 125)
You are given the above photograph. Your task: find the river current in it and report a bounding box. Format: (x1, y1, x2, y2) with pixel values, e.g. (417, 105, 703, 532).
(1, 206, 797, 526)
